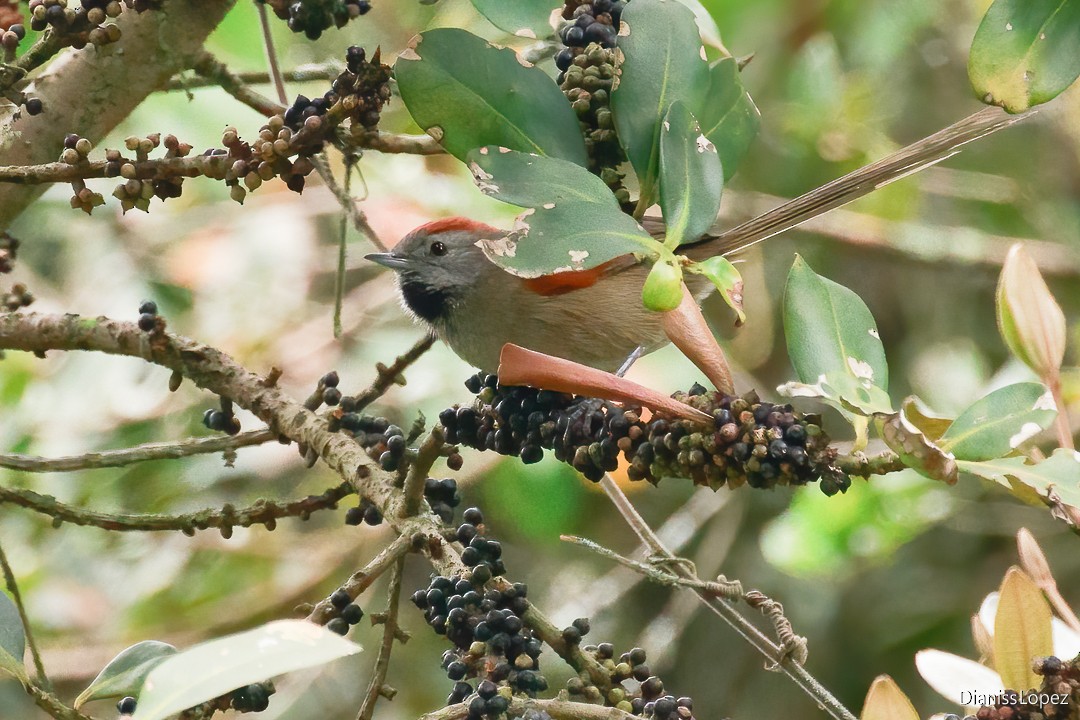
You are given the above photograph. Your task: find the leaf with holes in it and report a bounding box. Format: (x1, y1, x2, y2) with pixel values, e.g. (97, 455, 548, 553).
(658, 100, 723, 248)
(470, 0, 560, 39)
(938, 382, 1057, 461)
(466, 147, 660, 277)
(74, 641, 178, 709)
(782, 254, 890, 418)
(698, 57, 760, 181)
(396, 28, 587, 165)
(969, 0, 1080, 112)
(131, 621, 360, 720)
(611, 0, 710, 203)
(880, 397, 959, 484)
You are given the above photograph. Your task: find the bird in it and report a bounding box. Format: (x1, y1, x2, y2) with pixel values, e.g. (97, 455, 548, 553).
(366, 108, 1027, 374)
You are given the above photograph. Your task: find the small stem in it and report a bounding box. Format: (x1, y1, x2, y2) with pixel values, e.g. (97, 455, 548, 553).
(356, 556, 406, 720)
(352, 334, 437, 411)
(256, 1, 289, 105)
(333, 155, 355, 338)
(0, 540, 50, 690)
(306, 533, 414, 625)
(402, 427, 445, 518)
(1050, 377, 1074, 450)
(0, 429, 275, 473)
(190, 50, 285, 117)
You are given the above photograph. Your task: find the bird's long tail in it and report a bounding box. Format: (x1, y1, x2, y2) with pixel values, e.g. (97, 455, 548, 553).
(694, 106, 1032, 258)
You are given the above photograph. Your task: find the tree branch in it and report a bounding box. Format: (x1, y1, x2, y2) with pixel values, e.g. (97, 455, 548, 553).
(0, 0, 238, 228)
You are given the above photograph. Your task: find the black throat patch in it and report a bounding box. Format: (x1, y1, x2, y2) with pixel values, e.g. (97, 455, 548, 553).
(399, 275, 451, 323)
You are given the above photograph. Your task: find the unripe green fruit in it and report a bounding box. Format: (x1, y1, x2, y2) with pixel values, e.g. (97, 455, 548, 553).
(642, 260, 683, 311)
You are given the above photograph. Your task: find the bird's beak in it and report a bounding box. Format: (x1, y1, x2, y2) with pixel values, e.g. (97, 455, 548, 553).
(365, 252, 410, 270)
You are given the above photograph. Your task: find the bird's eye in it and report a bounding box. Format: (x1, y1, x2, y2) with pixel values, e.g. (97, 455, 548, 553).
(431, 240, 447, 256)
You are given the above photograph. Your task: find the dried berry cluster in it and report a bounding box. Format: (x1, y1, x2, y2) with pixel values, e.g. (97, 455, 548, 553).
(570, 644, 696, 719)
(259, 0, 371, 40)
(216, 117, 320, 203)
(557, 0, 627, 199)
(283, 46, 391, 137)
(413, 510, 548, 710)
(440, 375, 847, 495)
(326, 588, 365, 636)
(0, 233, 32, 312)
(968, 655, 1079, 720)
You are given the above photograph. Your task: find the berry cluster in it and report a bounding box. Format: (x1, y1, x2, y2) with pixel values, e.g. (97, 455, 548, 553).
(424, 477, 462, 524)
(25, 0, 143, 51)
(568, 645, 695, 718)
(414, 575, 546, 702)
(457, 507, 506, 581)
(440, 375, 846, 495)
(259, 0, 371, 40)
(326, 588, 365, 636)
(283, 46, 391, 137)
(556, 1, 628, 201)
(0, 233, 27, 312)
(203, 396, 242, 436)
(967, 655, 1078, 720)
(216, 117, 320, 203)
(136, 299, 159, 332)
(344, 496, 383, 526)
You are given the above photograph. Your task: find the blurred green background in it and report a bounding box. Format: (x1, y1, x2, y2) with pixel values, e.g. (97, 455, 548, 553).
(2, 0, 1080, 718)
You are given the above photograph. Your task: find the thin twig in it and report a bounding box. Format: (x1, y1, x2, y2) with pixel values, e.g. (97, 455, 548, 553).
(0, 540, 50, 690)
(256, 1, 289, 106)
(0, 429, 276, 473)
(165, 63, 342, 91)
(353, 334, 437, 411)
(190, 50, 285, 117)
(306, 533, 414, 624)
(560, 535, 742, 598)
(402, 427, 445, 517)
(356, 556, 406, 720)
(311, 152, 387, 252)
(1050, 378, 1075, 451)
(334, 153, 356, 337)
(833, 450, 907, 478)
(0, 482, 353, 534)
(597, 474, 858, 720)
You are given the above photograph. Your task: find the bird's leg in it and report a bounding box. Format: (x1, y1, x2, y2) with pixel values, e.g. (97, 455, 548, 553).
(615, 346, 645, 378)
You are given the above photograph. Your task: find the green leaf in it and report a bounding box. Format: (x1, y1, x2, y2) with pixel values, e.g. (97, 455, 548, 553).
(688, 255, 744, 323)
(0, 591, 26, 683)
(957, 449, 1080, 499)
(470, 0, 559, 39)
(611, 0, 710, 202)
(658, 101, 723, 248)
(697, 57, 760, 181)
(642, 260, 683, 311)
(880, 397, 959, 484)
(466, 147, 659, 277)
(395, 28, 587, 165)
(994, 567, 1053, 691)
(783, 254, 889, 392)
(938, 382, 1057, 461)
(131, 621, 361, 720)
(968, 0, 1080, 112)
(74, 641, 177, 709)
